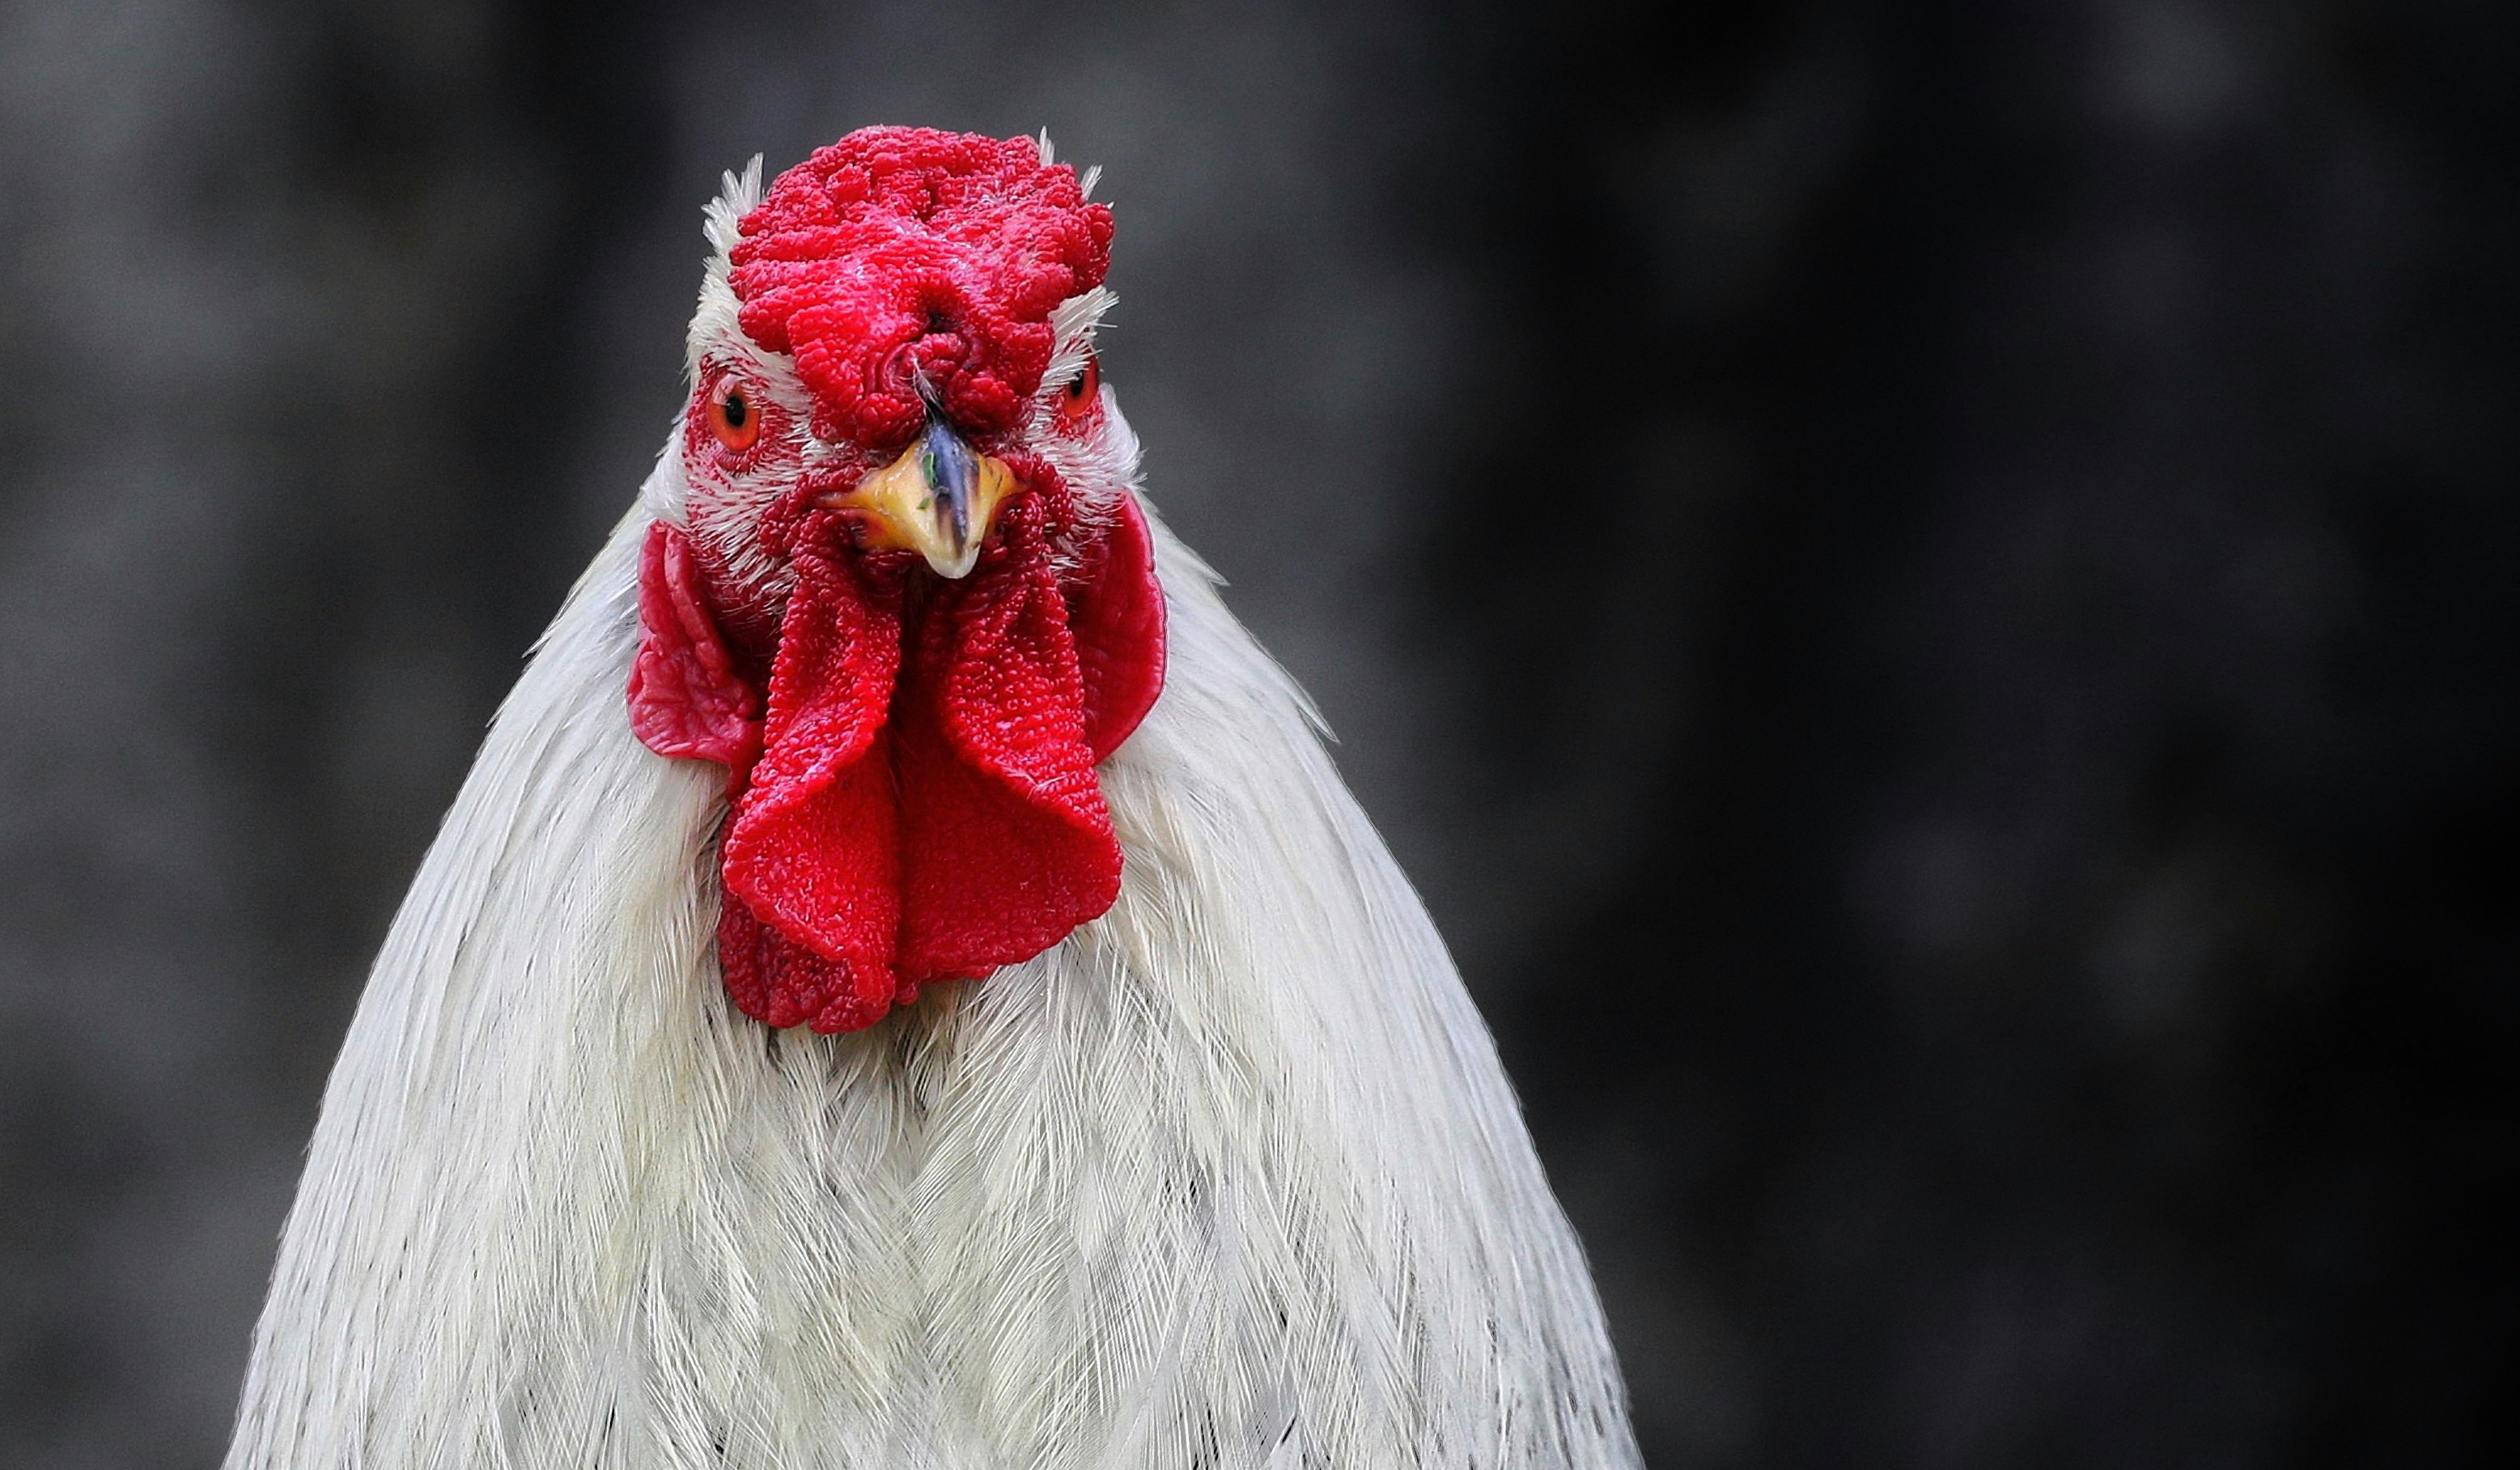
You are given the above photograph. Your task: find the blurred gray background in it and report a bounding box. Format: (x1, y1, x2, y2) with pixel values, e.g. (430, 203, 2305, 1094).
(2, 1, 2512, 1465)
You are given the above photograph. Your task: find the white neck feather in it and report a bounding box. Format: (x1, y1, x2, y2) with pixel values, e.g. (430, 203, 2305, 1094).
(225, 461, 1640, 1468)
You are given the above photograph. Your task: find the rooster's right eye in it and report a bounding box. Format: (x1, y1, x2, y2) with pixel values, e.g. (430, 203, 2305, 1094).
(706, 377, 762, 453)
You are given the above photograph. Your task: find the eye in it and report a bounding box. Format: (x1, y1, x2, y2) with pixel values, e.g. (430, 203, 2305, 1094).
(1054, 353, 1101, 426)
(706, 375, 762, 453)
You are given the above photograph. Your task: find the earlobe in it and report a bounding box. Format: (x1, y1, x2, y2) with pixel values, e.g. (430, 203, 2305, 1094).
(629, 521, 763, 775)
(1066, 495, 1167, 760)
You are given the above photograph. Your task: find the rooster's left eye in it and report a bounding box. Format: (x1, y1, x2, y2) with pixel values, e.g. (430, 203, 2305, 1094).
(1054, 354, 1101, 426)
(706, 376, 762, 453)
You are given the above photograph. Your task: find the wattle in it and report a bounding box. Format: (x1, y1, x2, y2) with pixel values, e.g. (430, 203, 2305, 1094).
(629, 503, 1164, 1033)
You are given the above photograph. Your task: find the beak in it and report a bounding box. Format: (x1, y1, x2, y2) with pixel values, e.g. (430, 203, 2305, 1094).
(820, 416, 1016, 580)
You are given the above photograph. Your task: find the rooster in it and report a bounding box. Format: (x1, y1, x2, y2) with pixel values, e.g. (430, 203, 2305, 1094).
(227, 126, 1640, 1470)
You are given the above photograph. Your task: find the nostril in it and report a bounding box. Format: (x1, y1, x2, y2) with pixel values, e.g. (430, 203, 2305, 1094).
(923, 308, 954, 338)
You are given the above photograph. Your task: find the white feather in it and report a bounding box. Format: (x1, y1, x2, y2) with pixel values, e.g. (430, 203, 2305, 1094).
(225, 175, 1640, 1470)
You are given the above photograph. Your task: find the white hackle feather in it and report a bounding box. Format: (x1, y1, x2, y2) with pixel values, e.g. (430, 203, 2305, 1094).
(225, 163, 1640, 1470)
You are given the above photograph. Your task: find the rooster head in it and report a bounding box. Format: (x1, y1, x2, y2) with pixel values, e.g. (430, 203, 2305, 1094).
(628, 127, 1165, 1034)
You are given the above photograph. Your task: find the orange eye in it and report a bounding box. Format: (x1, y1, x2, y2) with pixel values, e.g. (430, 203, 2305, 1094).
(1054, 353, 1101, 426)
(706, 376, 761, 452)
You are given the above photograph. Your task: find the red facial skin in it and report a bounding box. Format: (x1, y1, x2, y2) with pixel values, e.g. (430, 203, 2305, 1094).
(629, 129, 1164, 1034)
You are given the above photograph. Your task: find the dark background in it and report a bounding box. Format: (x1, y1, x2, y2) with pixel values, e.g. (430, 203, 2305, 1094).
(2, 1, 2511, 1464)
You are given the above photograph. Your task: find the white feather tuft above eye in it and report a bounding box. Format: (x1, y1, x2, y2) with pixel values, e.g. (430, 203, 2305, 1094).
(702, 155, 764, 261)
(687, 156, 772, 387)
(1045, 287, 1115, 390)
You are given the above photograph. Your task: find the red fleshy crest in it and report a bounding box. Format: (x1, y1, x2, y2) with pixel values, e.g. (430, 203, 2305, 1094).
(729, 129, 1113, 450)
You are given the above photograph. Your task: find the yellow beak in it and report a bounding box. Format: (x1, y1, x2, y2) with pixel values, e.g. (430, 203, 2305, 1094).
(821, 419, 1016, 580)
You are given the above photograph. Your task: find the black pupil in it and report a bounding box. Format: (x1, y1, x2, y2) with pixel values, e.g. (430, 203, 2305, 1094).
(723, 391, 747, 427)
(1067, 374, 1085, 398)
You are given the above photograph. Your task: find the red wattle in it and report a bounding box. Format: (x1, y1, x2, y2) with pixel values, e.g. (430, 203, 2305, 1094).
(895, 551, 1120, 979)
(717, 538, 905, 1030)
(627, 508, 1167, 1035)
